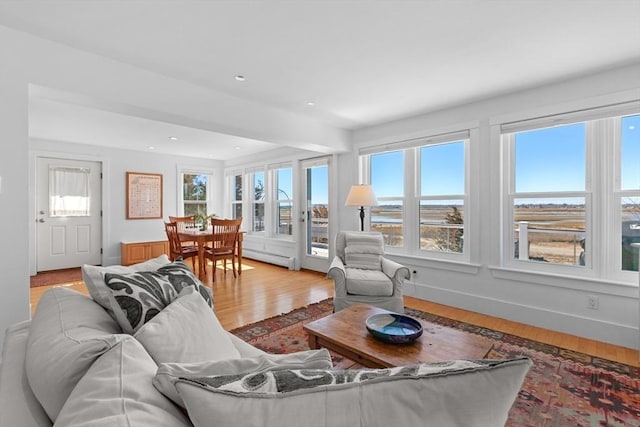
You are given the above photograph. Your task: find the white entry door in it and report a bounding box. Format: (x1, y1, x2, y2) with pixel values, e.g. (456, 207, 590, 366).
(36, 157, 102, 271)
(300, 157, 331, 272)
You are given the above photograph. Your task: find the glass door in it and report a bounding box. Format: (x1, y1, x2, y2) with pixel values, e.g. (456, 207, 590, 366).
(300, 157, 331, 272)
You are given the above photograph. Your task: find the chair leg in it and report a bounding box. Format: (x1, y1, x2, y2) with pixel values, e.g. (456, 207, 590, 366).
(231, 257, 237, 278)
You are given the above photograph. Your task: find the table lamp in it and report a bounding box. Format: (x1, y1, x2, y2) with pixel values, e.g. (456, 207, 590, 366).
(345, 184, 378, 231)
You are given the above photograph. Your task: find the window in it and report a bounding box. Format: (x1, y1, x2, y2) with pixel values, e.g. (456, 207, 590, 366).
(49, 166, 90, 217)
(364, 130, 470, 257)
(620, 114, 640, 272)
(419, 141, 466, 254)
(181, 172, 211, 217)
(502, 106, 640, 280)
(370, 151, 404, 247)
(252, 170, 265, 232)
(230, 173, 243, 220)
(510, 123, 586, 266)
(274, 166, 293, 236)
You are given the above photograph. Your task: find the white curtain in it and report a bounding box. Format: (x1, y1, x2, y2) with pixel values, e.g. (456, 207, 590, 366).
(49, 167, 90, 216)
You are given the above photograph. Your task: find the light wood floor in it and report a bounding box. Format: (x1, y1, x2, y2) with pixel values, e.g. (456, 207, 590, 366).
(30, 258, 639, 367)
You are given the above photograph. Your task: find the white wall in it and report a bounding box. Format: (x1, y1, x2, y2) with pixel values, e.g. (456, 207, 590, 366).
(0, 43, 30, 349)
(346, 63, 640, 349)
(28, 139, 223, 269)
(0, 24, 345, 350)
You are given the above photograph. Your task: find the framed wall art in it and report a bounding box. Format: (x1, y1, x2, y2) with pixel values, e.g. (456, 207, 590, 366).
(126, 172, 163, 219)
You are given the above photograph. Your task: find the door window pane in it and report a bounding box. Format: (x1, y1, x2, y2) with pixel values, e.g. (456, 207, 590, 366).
(49, 166, 90, 217)
(306, 166, 329, 257)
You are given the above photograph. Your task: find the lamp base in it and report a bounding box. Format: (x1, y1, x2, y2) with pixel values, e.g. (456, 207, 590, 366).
(359, 206, 365, 231)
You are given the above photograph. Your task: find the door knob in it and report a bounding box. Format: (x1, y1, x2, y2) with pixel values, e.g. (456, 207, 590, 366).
(38, 218, 45, 223)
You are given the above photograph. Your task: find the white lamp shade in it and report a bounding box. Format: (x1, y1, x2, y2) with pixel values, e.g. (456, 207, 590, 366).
(345, 184, 378, 207)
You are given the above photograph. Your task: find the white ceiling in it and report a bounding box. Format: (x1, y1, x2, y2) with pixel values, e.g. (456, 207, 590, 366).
(2, 1, 639, 159)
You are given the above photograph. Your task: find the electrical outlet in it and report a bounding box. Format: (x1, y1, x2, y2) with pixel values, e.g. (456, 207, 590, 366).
(587, 295, 599, 310)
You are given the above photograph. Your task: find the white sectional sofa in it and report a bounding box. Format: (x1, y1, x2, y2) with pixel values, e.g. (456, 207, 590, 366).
(0, 256, 531, 427)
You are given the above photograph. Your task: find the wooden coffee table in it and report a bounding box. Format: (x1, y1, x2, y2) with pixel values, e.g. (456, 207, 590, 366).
(303, 303, 494, 368)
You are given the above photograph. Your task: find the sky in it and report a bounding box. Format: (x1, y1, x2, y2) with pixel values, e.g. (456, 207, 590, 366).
(287, 114, 639, 207)
(368, 114, 639, 203)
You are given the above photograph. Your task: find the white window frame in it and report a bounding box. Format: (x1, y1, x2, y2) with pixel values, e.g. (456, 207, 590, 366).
(269, 163, 294, 239)
(500, 103, 640, 284)
(227, 170, 243, 223)
(361, 129, 471, 262)
(250, 168, 266, 234)
(367, 149, 406, 248)
(177, 167, 214, 217)
(417, 138, 469, 260)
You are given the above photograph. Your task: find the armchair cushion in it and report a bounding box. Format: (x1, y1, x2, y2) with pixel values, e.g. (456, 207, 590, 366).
(344, 245, 382, 270)
(345, 269, 393, 296)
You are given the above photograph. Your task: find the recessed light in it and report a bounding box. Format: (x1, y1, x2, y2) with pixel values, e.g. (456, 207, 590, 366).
(306, 101, 315, 106)
(148, 146, 156, 150)
(168, 136, 178, 141)
(235, 75, 246, 81)
(234, 146, 241, 150)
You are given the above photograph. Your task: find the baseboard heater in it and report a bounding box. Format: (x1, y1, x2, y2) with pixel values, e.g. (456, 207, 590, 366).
(242, 249, 295, 270)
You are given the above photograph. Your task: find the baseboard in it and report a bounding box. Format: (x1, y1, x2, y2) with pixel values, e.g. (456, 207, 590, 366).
(242, 249, 295, 269)
(405, 281, 638, 350)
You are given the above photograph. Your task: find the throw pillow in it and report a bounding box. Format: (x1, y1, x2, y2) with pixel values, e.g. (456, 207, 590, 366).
(172, 358, 532, 427)
(81, 254, 171, 318)
(0, 321, 52, 427)
(104, 260, 212, 334)
(135, 287, 240, 365)
(344, 245, 382, 270)
(54, 338, 191, 427)
(154, 348, 333, 408)
(25, 287, 127, 422)
(344, 231, 384, 249)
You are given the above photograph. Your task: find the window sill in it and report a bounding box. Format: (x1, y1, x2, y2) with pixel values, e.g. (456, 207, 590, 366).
(489, 265, 638, 298)
(385, 252, 481, 275)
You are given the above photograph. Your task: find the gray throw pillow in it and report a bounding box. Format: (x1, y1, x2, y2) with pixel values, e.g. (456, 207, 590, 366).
(172, 358, 532, 427)
(104, 260, 212, 334)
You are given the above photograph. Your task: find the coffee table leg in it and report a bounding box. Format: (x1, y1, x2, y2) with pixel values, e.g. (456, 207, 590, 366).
(308, 333, 319, 349)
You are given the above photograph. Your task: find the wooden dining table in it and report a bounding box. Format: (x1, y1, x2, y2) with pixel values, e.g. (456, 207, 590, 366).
(178, 229, 244, 279)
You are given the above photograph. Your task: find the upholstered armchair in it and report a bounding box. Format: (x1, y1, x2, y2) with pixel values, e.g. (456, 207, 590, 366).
(328, 231, 410, 313)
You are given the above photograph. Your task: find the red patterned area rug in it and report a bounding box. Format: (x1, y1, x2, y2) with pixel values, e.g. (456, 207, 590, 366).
(30, 267, 83, 287)
(232, 299, 640, 427)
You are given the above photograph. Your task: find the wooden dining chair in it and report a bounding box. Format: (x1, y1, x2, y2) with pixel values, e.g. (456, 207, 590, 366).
(169, 215, 196, 244)
(204, 217, 242, 281)
(164, 222, 198, 269)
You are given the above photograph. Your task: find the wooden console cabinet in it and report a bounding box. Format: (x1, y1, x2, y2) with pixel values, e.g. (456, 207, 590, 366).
(121, 240, 169, 266)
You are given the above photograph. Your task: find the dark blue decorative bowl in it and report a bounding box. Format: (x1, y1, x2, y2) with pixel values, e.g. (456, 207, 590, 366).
(365, 313, 423, 344)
